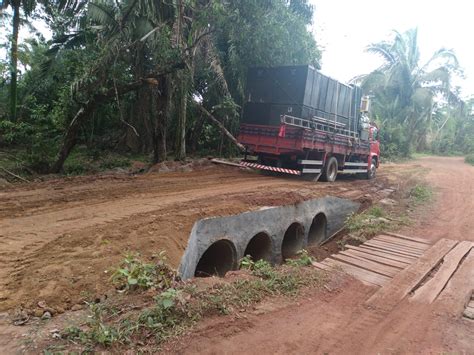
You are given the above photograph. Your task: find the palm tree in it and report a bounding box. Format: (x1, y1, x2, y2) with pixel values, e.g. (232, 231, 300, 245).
(1, 0, 38, 120)
(360, 28, 460, 153)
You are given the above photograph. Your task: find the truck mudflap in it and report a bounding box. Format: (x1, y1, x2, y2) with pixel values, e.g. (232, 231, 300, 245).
(239, 161, 302, 175)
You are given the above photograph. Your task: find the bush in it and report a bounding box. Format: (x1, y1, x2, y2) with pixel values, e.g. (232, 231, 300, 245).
(110, 252, 175, 292)
(465, 154, 474, 166)
(409, 184, 433, 204)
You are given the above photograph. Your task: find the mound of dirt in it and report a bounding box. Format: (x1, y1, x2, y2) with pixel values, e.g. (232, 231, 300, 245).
(0, 163, 408, 314)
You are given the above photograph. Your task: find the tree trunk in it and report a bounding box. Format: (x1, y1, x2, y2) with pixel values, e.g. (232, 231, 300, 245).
(50, 102, 95, 173)
(190, 113, 205, 153)
(152, 76, 170, 163)
(175, 70, 187, 160)
(10, 1, 20, 121)
(50, 65, 184, 173)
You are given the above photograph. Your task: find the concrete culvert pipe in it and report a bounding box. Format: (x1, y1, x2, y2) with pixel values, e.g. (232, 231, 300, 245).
(244, 232, 272, 262)
(308, 213, 327, 245)
(281, 222, 305, 260)
(194, 239, 237, 277)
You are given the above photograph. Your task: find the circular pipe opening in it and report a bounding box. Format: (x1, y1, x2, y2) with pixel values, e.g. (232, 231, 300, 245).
(308, 213, 327, 245)
(281, 222, 305, 260)
(244, 232, 272, 262)
(194, 239, 237, 277)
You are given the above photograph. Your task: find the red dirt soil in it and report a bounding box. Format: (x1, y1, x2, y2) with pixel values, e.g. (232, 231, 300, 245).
(0, 162, 408, 314)
(162, 156, 474, 354)
(1, 157, 472, 354)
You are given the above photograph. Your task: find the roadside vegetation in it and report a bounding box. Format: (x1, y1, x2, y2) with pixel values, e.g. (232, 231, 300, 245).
(465, 154, 474, 166)
(338, 177, 433, 249)
(355, 29, 474, 161)
(0, 2, 473, 181)
(46, 251, 326, 352)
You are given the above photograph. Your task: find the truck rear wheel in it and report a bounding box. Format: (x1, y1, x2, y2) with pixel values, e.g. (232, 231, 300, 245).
(321, 157, 338, 182)
(367, 161, 376, 180)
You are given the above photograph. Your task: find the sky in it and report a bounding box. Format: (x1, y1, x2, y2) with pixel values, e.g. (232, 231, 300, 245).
(311, 0, 474, 98)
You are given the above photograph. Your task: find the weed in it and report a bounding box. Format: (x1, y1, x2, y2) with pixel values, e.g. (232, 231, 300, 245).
(285, 249, 313, 267)
(110, 251, 175, 292)
(63, 251, 327, 350)
(409, 184, 433, 204)
(239, 255, 254, 270)
(464, 154, 474, 166)
(63, 302, 128, 348)
(345, 206, 391, 238)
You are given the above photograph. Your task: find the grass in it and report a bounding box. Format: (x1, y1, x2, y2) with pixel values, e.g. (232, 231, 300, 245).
(110, 251, 174, 292)
(345, 206, 392, 237)
(409, 184, 433, 204)
(60, 252, 327, 351)
(0, 146, 148, 181)
(63, 146, 147, 175)
(465, 154, 474, 166)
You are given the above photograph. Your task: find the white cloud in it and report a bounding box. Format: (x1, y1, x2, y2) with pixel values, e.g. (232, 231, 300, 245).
(311, 0, 474, 98)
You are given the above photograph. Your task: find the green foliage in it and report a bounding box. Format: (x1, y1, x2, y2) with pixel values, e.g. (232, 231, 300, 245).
(285, 249, 313, 267)
(64, 250, 326, 350)
(110, 252, 175, 292)
(361, 29, 462, 159)
(465, 154, 474, 166)
(63, 302, 129, 347)
(409, 184, 433, 204)
(345, 206, 391, 238)
(1, 0, 321, 172)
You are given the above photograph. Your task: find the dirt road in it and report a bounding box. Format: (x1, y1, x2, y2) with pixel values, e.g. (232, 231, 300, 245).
(166, 156, 474, 354)
(400, 156, 474, 243)
(0, 161, 407, 313)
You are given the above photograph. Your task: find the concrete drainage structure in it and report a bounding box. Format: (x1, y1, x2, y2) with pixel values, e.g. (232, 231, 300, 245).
(179, 196, 360, 279)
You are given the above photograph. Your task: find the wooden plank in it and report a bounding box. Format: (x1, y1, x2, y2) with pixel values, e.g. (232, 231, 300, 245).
(312, 261, 331, 271)
(360, 244, 419, 260)
(411, 241, 473, 303)
(362, 242, 422, 258)
(435, 250, 474, 317)
(364, 240, 424, 255)
(383, 231, 432, 245)
(345, 245, 415, 264)
(367, 238, 458, 311)
(366, 239, 425, 255)
(341, 249, 407, 269)
(371, 238, 427, 254)
(464, 308, 474, 319)
(331, 254, 398, 277)
(375, 235, 430, 251)
(323, 259, 389, 287)
(377, 234, 431, 248)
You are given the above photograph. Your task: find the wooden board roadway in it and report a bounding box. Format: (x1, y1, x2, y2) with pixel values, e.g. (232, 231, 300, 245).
(313, 233, 433, 287)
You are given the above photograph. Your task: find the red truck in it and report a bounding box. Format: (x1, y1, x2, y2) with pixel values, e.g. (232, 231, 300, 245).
(238, 65, 380, 182)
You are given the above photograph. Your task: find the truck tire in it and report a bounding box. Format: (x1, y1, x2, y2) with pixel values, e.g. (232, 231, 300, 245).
(321, 157, 338, 182)
(367, 161, 376, 180)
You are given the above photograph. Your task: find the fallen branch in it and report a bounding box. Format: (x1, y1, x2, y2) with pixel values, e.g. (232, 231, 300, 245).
(0, 167, 29, 183)
(211, 158, 244, 168)
(195, 104, 245, 151)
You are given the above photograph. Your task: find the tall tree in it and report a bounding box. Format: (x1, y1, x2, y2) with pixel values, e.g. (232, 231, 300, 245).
(359, 28, 460, 155)
(1, 0, 38, 120)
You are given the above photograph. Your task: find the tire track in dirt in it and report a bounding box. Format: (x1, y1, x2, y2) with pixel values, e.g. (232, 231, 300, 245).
(162, 157, 474, 354)
(1, 165, 400, 311)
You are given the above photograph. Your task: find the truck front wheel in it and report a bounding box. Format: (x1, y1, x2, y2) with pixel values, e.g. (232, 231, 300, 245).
(321, 157, 338, 182)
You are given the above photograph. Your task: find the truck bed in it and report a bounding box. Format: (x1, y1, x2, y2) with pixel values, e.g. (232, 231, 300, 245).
(238, 123, 370, 157)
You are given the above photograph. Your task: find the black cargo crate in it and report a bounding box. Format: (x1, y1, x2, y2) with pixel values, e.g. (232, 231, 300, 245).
(245, 65, 362, 132)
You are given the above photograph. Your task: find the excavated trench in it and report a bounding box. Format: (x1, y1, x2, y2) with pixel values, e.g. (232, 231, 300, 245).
(179, 196, 359, 279)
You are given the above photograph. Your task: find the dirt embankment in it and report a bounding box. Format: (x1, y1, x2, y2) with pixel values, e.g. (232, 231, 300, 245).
(0, 162, 412, 314)
(162, 157, 474, 354)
